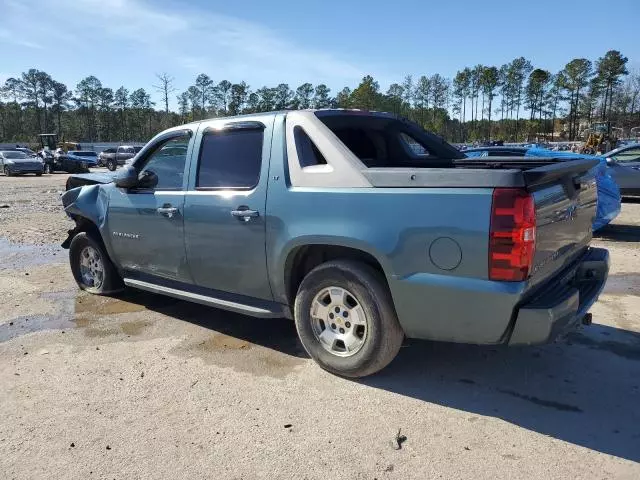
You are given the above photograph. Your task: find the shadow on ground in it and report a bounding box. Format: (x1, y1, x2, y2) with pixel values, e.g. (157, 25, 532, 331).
(594, 223, 640, 242)
(112, 289, 640, 462)
(360, 324, 640, 463)
(117, 289, 309, 359)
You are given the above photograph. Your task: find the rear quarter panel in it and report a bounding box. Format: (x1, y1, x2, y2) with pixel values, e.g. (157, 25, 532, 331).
(265, 116, 519, 343)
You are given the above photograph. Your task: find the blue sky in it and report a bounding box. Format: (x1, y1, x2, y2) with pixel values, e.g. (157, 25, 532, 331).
(1, 0, 638, 108)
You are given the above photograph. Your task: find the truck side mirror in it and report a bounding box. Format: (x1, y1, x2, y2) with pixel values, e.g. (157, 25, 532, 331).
(137, 170, 158, 189)
(114, 165, 139, 188)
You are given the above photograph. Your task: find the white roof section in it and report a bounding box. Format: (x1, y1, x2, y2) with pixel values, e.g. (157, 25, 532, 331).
(285, 111, 372, 188)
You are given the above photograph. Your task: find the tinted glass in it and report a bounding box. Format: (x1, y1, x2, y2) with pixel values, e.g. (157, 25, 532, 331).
(139, 136, 189, 190)
(103, 148, 116, 154)
(197, 129, 263, 189)
(399, 132, 429, 157)
(76, 151, 97, 156)
(294, 126, 327, 167)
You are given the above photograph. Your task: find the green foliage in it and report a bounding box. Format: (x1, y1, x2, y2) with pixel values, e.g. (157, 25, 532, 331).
(0, 50, 637, 144)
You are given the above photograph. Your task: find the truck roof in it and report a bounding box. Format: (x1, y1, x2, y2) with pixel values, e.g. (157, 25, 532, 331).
(182, 109, 400, 127)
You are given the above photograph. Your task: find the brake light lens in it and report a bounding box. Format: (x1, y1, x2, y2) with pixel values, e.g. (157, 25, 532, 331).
(489, 188, 536, 281)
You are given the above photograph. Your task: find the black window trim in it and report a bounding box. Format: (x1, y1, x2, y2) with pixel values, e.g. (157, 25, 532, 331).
(202, 121, 266, 136)
(195, 122, 265, 191)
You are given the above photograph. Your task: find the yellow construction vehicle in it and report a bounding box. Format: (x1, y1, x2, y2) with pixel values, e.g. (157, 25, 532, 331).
(581, 122, 619, 154)
(38, 134, 83, 173)
(38, 134, 81, 153)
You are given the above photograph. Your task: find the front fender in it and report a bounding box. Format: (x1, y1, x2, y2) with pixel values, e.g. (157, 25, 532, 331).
(60, 184, 111, 251)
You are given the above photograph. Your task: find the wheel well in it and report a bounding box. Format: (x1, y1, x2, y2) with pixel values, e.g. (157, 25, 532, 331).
(285, 245, 387, 305)
(62, 216, 102, 249)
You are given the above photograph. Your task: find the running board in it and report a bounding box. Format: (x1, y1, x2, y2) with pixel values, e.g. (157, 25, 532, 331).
(123, 278, 286, 318)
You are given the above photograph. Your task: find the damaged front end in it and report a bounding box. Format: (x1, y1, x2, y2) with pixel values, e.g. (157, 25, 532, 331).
(60, 181, 111, 249)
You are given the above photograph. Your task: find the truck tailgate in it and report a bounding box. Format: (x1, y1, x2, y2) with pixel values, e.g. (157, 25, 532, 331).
(525, 159, 599, 289)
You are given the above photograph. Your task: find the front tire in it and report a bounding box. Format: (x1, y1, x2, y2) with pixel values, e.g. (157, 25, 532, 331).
(294, 260, 404, 377)
(69, 232, 124, 295)
(4, 166, 12, 176)
(106, 159, 117, 171)
(43, 163, 52, 174)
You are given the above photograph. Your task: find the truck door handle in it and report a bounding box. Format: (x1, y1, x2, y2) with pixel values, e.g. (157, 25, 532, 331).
(157, 206, 178, 218)
(231, 208, 259, 221)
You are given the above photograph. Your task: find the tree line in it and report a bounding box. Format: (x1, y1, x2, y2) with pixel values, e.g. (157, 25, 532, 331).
(1, 49, 638, 145)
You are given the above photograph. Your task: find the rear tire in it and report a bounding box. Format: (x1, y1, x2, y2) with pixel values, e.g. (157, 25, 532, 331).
(294, 260, 404, 377)
(4, 166, 12, 177)
(69, 232, 124, 295)
(106, 159, 117, 171)
(43, 163, 51, 174)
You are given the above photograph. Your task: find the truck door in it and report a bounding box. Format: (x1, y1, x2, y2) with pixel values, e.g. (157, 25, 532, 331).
(107, 130, 194, 282)
(183, 118, 274, 301)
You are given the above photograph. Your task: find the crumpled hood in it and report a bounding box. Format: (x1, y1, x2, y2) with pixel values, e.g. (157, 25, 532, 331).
(65, 172, 118, 190)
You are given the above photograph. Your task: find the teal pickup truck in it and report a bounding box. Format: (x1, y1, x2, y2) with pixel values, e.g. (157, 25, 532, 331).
(61, 110, 609, 377)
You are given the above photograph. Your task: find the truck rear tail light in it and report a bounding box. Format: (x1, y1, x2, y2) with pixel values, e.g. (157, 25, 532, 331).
(489, 188, 536, 281)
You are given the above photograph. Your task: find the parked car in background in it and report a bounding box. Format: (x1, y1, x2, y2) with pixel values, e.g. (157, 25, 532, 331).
(464, 146, 621, 231)
(603, 143, 640, 196)
(97, 148, 115, 167)
(43, 150, 99, 174)
(61, 110, 609, 377)
(0, 150, 44, 176)
(99, 146, 143, 171)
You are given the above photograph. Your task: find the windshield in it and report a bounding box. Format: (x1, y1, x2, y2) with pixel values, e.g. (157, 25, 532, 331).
(1, 151, 28, 159)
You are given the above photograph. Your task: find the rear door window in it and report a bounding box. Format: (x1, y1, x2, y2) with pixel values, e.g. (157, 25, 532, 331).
(197, 129, 263, 189)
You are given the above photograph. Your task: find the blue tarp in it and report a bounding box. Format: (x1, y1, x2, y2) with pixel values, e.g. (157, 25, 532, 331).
(524, 149, 621, 231)
(464, 148, 621, 231)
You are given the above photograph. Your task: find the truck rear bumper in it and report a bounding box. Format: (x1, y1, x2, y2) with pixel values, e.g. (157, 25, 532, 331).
(508, 247, 609, 345)
(390, 247, 608, 345)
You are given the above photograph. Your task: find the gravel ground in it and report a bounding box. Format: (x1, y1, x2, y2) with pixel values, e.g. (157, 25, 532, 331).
(1, 172, 639, 479)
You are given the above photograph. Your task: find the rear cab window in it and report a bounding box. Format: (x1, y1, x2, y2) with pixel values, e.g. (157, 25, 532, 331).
(315, 111, 458, 168)
(294, 126, 327, 168)
(399, 133, 430, 157)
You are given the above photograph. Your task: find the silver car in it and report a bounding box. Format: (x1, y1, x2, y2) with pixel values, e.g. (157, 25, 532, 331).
(605, 143, 640, 196)
(0, 150, 44, 176)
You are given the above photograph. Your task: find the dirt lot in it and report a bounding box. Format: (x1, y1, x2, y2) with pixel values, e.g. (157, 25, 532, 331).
(1, 172, 639, 479)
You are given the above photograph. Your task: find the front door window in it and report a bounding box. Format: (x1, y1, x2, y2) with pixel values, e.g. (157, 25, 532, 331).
(138, 136, 190, 191)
